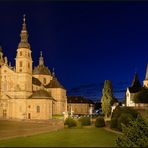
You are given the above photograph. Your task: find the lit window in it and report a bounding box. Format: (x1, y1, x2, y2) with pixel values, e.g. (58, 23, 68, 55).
(36, 106, 40, 113)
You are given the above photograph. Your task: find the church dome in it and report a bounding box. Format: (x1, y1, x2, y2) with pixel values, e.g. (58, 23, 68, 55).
(33, 51, 51, 75)
(33, 65, 51, 75)
(30, 89, 52, 99)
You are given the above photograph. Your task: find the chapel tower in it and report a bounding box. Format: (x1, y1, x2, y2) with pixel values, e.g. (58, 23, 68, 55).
(15, 15, 32, 96)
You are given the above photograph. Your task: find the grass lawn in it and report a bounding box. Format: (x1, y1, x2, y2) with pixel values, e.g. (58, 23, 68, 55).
(0, 128, 119, 147)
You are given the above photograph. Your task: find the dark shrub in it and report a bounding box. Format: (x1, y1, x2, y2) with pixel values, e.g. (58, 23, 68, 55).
(110, 117, 117, 129)
(64, 117, 77, 128)
(117, 113, 134, 131)
(95, 116, 105, 127)
(121, 107, 138, 118)
(111, 106, 121, 119)
(78, 117, 91, 126)
(110, 106, 139, 131)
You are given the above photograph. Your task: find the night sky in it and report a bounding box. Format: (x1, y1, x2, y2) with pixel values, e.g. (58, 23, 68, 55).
(0, 1, 148, 100)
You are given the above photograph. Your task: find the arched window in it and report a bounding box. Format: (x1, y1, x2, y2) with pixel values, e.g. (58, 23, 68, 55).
(36, 106, 40, 113)
(43, 78, 46, 84)
(20, 51, 22, 56)
(20, 61, 22, 67)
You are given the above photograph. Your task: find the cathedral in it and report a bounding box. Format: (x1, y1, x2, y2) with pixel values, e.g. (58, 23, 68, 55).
(0, 15, 67, 120)
(126, 64, 148, 108)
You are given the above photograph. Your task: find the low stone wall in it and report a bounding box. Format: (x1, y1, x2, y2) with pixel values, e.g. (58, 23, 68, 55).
(0, 119, 64, 140)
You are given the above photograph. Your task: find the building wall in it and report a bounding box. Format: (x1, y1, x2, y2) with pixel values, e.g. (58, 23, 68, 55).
(143, 80, 148, 88)
(67, 103, 90, 115)
(49, 88, 67, 115)
(0, 96, 27, 120)
(27, 99, 53, 120)
(0, 63, 67, 119)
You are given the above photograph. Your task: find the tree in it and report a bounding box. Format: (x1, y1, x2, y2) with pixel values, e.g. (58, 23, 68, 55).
(101, 80, 115, 118)
(116, 115, 148, 147)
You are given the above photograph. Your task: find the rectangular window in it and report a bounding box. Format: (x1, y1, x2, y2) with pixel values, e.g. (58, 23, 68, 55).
(36, 106, 40, 113)
(20, 61, 22, 67)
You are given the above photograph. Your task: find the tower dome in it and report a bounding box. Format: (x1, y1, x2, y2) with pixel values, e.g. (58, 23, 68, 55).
(33, 51, 51, 75)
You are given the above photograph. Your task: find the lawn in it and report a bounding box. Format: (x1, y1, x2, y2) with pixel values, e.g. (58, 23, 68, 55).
(0, 128, 119, 147)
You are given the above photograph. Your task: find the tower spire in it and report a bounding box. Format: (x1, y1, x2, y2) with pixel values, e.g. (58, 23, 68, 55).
(145, 63, 148, 80)
(22, 14, 26, 30)
(39, 51, 44, 66)
(131, 72, 141, 88)
(18, 14, 30, 49)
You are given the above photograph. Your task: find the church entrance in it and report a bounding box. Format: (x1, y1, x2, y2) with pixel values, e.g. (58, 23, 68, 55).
(28, 113, 31, 119)
(3, 109, 7, 118)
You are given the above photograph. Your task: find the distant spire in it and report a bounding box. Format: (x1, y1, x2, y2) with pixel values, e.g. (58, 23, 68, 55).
(39, 51, 44, 66)
(52, 68, 55, 77)
(18, 14, 30, 49)
(131, 72, 141, 88)
(145, 64, 148, 80)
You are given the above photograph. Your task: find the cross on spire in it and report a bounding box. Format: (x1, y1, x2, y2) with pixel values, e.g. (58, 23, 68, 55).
(52, 68, 55, 77)
(23, 14, 26, 23)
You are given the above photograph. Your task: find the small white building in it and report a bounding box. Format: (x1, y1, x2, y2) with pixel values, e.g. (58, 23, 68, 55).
(126, 65, 148, 108)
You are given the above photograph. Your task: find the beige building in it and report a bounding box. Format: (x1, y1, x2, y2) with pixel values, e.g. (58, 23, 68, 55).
(67, 96, 94, 115)
(0, 15, 67, 120)
(126, 65, 148, 108)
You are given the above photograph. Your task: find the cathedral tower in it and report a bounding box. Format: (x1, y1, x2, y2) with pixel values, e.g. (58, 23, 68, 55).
(15, 15, 32, 96)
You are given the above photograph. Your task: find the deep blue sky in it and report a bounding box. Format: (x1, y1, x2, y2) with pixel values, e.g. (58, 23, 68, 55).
(0, 1, 148, 98)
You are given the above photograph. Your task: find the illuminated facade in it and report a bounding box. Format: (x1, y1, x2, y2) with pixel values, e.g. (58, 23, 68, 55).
(0, 15, 67, 120)
(67, 96, 94, 115)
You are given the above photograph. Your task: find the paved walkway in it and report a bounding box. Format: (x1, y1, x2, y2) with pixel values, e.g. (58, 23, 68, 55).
(0, 119, 64, 140)
(103, 127, 123, 135)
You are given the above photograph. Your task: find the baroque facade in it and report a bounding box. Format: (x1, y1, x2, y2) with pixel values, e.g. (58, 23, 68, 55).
(0, 15, 67, 120)
(126, 64, 148, 108)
